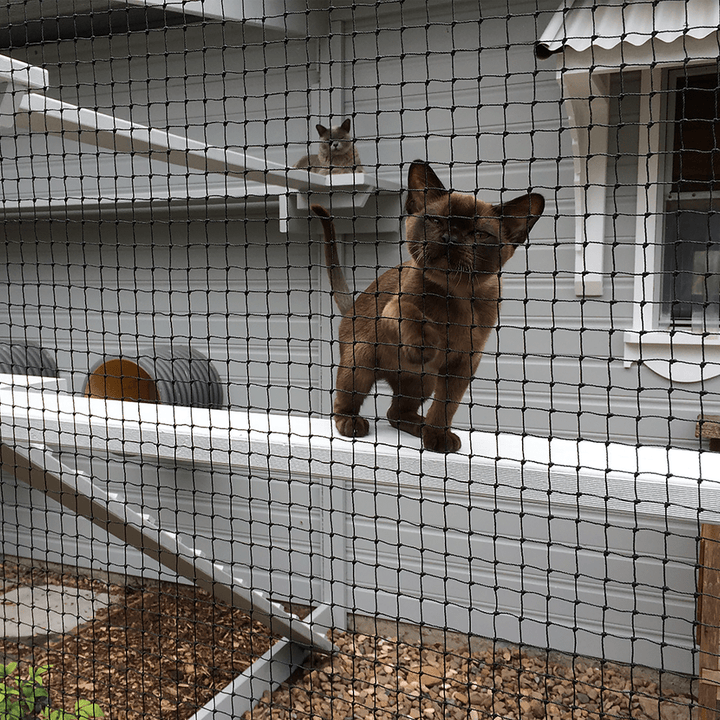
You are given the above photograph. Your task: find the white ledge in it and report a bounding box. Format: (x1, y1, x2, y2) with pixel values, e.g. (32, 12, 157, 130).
(0, 54, 403, 227)
(0, 385, 717, 523)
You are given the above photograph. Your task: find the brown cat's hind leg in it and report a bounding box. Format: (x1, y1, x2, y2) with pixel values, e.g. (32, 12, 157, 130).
(386, 372, 435, 439)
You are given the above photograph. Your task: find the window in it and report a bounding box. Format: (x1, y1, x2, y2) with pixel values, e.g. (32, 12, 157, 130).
(537, 0, 720, 384)
(661, 69, 720, 331)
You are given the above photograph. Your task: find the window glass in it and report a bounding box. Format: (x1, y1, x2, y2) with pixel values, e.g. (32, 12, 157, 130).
(662, 70, 720, 329)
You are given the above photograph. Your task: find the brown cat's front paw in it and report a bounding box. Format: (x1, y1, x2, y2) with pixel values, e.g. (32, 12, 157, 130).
(335, 415, 370, 438)
(422, 426, 462, 453)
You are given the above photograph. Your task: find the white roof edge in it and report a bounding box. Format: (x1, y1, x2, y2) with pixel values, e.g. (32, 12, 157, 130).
(536, 0, 577, 57)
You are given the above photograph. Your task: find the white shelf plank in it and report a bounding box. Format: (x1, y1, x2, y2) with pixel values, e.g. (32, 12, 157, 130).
(0, 384, 717, 522)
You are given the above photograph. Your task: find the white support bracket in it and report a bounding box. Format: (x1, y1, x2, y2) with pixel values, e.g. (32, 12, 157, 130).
(191, 604, 334, 720)
(0, 440, 335, 654)
(561, 70, 611, 297)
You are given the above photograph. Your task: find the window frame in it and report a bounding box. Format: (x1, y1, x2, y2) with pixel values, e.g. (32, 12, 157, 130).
(546, 18, 720, 384)
(623, 64, 720, 384)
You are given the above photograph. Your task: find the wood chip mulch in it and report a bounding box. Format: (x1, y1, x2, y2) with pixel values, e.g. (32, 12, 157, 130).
(0, 561, 700, 720)
(0, 560, 278, 720)
(247, 633, 697, 720)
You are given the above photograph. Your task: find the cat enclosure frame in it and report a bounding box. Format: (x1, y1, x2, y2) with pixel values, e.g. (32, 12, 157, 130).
(0, 1, 718, 719)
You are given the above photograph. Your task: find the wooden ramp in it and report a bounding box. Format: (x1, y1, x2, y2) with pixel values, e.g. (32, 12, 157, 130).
(699, 523, 720, 720)
(0, 439, 334, 654)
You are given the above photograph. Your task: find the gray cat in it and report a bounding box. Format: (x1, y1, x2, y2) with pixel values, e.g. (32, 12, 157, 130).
(294, 118, 363, 175)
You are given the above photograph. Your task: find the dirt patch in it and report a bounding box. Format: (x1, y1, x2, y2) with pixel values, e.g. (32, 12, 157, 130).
(0, 560, 277, 720)
(247, 631, 696, 720)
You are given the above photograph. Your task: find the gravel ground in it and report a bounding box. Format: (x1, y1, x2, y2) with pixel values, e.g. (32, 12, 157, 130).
(246, 631, 696, 720)
(0, 560, 277, 720)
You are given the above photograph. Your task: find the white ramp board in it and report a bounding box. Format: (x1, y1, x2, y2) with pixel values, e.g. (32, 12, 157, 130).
(0, 441, 335, 653)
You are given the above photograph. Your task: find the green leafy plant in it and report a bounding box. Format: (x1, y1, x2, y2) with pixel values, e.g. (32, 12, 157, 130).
(0, 664, 103, 720)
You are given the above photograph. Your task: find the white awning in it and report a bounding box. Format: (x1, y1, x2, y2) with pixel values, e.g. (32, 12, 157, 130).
(537, 0, 720, 58)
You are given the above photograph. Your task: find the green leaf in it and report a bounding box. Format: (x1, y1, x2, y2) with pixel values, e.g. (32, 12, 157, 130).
(75, 700, 104, 719)
(33, 666, 51, 685)
(0, 664, 17, 680)
(20, 682, 38, 698)
(25, 686, 49, 702)
(48, 709, 71, 720)
(20, 695, 36, 714)
(4, 701, 21, 720)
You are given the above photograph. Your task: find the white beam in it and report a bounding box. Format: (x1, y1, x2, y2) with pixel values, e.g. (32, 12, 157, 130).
(124, 0, 325, 37)
(13, 91, 330, 193)
(0, 55, 48, 91)
(0, 440, 335, 653)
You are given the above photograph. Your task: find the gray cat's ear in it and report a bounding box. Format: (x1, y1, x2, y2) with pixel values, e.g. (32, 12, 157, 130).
(494, 193, 545, 243)
(341, 118, 351, 131)
(316, 124, 328, 136)
(405, 161, 447, 215)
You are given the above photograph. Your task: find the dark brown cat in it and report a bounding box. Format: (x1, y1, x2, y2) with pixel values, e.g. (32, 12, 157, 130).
(294, 118, 363, 175)
(312, 161, 544, 453)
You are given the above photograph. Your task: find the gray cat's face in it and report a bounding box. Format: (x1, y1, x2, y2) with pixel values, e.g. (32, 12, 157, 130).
(316, 119, 354, 155)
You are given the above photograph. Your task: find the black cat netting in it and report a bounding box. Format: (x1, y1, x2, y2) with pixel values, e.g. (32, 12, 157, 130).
(0, 1, 716, 719)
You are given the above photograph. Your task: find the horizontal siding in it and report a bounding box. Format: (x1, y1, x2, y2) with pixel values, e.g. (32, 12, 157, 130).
(0, 217, 328, 412)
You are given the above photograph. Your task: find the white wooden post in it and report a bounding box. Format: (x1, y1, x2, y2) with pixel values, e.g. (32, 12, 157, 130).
(562, 70, 611, 297)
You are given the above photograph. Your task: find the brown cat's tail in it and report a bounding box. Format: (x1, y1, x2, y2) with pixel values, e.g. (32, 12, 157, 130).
(311, 204, 354, 316)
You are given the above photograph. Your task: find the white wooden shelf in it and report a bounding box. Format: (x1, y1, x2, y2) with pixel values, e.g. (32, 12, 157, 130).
(0, 53, 403, 232)
(0, 381, 716, 524)
(0, 377, 712, 674)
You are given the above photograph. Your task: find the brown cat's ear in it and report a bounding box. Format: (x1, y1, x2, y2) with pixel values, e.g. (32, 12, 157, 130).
(340, 118, 351, 132)
(405, 161, 447, 215)
(316, 124, 328, 137)
(494, 193, 545, 244)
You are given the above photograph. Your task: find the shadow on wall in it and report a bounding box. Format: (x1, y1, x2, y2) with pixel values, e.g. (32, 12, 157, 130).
(85, 346, 224, 409)
(0, 343, 58, 378)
